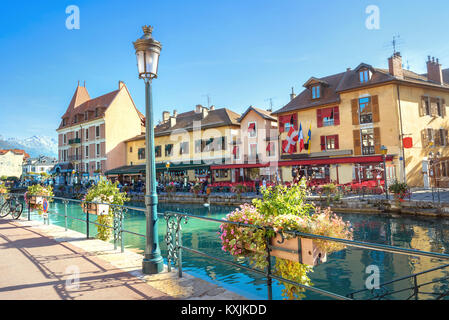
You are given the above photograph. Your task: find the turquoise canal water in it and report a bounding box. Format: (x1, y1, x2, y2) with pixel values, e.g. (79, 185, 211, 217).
(27, 200, 449, 300)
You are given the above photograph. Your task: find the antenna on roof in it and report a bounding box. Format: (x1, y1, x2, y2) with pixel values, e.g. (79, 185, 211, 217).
(264, 97, 276, 112)
(77, 80, 80, 87)
(202, 94, 211, 108)
(383, 34, 405, 56)
(84, 81, 86, 87)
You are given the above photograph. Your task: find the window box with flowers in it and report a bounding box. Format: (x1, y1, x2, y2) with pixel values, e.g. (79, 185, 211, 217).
(81, 178, 130, 241)
(218, 181, 353, 300)
(25, 184, 54, 214)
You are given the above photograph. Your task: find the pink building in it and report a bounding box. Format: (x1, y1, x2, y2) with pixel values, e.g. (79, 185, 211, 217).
(54, 81, 144, 184)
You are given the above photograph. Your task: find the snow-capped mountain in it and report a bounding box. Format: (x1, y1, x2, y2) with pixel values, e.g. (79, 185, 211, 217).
(0, 135, 58, 158)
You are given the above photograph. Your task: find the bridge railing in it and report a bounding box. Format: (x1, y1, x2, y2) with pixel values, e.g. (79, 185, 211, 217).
(3, 192, 449, 300)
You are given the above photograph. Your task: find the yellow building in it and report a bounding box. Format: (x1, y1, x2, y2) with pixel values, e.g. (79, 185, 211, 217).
(0, 149, 30, 178)
(272, 53, 449, 187)
(106, 105, 241, 184)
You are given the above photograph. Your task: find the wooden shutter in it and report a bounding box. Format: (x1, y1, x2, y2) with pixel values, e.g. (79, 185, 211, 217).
(421, 129, 428, 147)
(317, 109, 323, 128)
(351, 99, 359, 125)
(372, 95, 380, 123)
(419, 97, 426, 117)
(333, 107, 340, 125)
(431, 98, 438, 117)
(353, 130, 361, 155)
(374, 127, 381, 154)
(279, 116, 285, 133)
(435, 129, 441, 146)
(442, 99, 447, 118)
(334, 135, 340, 149)
(320, 136, 326, 151)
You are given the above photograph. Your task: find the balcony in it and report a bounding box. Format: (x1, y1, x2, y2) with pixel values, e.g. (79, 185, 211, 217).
(362, 146, 375, 155)
(68, 138, 81, 145)
(68, 155, 82, 162)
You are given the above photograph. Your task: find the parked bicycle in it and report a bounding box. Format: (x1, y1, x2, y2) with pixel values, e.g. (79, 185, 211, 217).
(0, 195, 24, 219)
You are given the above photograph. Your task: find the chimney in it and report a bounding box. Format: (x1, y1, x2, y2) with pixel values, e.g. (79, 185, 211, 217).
(388, 52, 403, 78)
(210, 105, 215, 111)
(169, 116, 176, 127)
(195, 104, 203, 114)
(290, 87, 296, 101)
(427, 56, 443, 85)
(173, 109, 178, 118)
(162, 111, 170, 122)
(202, 107, 209, 118)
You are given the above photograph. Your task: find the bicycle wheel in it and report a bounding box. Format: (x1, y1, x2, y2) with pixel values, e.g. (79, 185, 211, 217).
(0, 202, 10, 218)
(11, 202, 23, 220)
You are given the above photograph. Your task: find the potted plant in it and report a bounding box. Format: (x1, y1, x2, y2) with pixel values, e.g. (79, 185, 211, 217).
(25, 184, 54, 214)
(81, 177, 129, 241)
(232, 184, 246, 201)
(219, 179, 353, 300)
(388, 180, 410, 208)
(191, 183, 202, 196)
(321, 183, 337, 205)
(165, 182, 176, 197)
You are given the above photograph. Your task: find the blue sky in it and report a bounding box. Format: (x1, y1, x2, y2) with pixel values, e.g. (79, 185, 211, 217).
(1, 0, 449, 139)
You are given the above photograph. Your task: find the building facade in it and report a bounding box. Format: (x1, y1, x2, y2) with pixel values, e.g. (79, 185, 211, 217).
(272, 53, 449, 187)
(23, 156, 58, 175)
(54, 81, 144, 185)
(0, 149, 30, 178)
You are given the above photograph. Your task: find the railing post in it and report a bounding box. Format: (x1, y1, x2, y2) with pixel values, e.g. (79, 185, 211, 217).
(413, 275, 419, 300)
(113, 206, 118, 251)
(64, 200, 68, 231)
(120, 207, 125, 253)
(27, 195, 30, 221)
(86, 211, 90, 239)
(177, 218, 183, 278)
(265, 230, 273, 300)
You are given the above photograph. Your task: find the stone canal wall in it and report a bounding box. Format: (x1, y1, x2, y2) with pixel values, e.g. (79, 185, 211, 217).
(130, 193, 449, 218)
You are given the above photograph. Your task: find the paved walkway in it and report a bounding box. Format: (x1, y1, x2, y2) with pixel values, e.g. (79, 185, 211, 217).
(0, 218, 244, 300)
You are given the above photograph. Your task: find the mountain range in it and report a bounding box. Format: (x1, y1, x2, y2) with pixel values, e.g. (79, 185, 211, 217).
(0, 135, 58, 158)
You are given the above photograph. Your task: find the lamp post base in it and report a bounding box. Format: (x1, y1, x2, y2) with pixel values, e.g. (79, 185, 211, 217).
(142, 257, 164, 274)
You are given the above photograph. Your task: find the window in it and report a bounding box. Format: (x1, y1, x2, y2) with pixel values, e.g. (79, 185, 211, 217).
(248, 122, 257, 138)
(311, 85, 321, 99)
(95, 126, 100, 138)
(155, 146, 162, 157)
(96, 162, 101, 171)
(85, 146, 89, 159)
(266, 142, 275, 157)
(359, 70, 370, 83)
(361, 128, 375, 155)
(84, 112, 88, 120)
(232, 146, 240, 160)
(63, 134, 67, 144)
(95, 108, 99, 117)
(85, 129, 89, 141)
(129, 147, 133, 153)
(96, 144, 100, 156)
(437, 99, 442, 117)
(138, 148, 145, 160)
(180, 142, 189, 155)
(86, 163, 89, 173)
(359, 97, 373, 124)
(195, 140, 202, 153)
(75, 130, 79, 139)
(63, 118, 67, 126)
(165, 144, 173, 157)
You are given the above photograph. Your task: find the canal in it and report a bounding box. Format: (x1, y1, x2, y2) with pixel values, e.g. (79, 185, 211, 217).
(28, 200, 449, 300)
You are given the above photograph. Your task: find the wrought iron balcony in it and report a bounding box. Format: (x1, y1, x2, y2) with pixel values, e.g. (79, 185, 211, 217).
(68, 155, 82, 161)
(68, 138, 81, 145)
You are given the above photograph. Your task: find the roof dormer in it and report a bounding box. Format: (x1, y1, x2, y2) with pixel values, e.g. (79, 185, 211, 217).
(354, 63, 375, 84)
(303, 77, 329, 100)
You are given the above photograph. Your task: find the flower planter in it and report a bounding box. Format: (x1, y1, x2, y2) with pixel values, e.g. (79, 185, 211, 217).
(270, 233, 327, 267)
(82, 203, 110, 215)
(29, 196, 44, 208)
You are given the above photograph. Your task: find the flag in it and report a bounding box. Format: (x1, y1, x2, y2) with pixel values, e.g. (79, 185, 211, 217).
(305, 123, 312, 154)
(283, 126, 299, 154)
(298, 123, 305, 152)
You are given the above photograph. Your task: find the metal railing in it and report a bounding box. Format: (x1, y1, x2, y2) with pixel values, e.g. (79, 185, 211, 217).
(4, 192, 449, 300)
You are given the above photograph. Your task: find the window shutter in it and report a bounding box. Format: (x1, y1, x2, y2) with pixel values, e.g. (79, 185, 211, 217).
(420, 97, 426, 117)
(351, 99, 359, 125)
(372, 95, 380, 123)
(431, 98, 438, 117)
(333, 107, 340, 125)
(445, 129, 449, 146)
(320, 136, 326, 151)
(279, 115, 287, 133)
(435, 129, 441, 146)
(353, 130, 361, 155)
(317, 109, 323, 128)
(421, 129, 428, 147)
(334, 135, 339, 149)
(374, 127, 381, 154)
(442, 98, 447, 118)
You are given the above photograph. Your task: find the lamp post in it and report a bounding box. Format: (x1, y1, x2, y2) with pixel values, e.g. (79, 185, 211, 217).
(133, 25, 164, 274)
(381, 145, 389, 200)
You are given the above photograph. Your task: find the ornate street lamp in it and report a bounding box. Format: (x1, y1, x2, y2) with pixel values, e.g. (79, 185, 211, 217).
(133, 25, 164, 274)
(381, 145, 389, 200)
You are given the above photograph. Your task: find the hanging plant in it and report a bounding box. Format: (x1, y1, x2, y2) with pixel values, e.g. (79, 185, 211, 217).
(26, 184, 54, 215)
(388, 180, 410, 204)
(81, 177, 130, 241)
(219, 180, 353, 300)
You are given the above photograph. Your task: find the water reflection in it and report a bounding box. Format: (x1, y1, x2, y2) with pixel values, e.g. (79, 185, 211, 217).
(27, 200, 449, 300)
